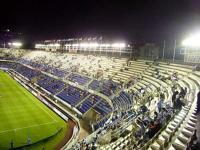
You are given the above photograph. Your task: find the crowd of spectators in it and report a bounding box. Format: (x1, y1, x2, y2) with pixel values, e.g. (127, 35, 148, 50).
(133, 84, 188, 148)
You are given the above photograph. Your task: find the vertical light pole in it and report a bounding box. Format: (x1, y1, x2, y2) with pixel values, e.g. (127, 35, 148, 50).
(100, 45, 102, 55)
(120, 47, 122, 57)
(162, 40, 165, 60)
(106, 47, 108, 56)
(184, 46, 187, 62)
(99, 38, 102, 56)
(173, 40, 176, 62)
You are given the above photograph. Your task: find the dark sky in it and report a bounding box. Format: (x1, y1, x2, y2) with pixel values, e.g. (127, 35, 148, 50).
(1, 0, 200, 41)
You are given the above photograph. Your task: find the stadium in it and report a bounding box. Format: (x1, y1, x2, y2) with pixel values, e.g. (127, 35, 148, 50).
(0, 32, 200, 150)
(1, 1, 200, 150)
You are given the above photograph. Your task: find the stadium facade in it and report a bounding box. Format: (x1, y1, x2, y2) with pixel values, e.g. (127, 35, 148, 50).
(35, 37, 133, 57)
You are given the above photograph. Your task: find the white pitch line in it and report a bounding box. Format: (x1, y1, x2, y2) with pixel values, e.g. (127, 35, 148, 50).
(0, 121, 56, 134)
(0, 73, 58, 127)
(23, 91, 57, 123)
(3, 72, 57, 123)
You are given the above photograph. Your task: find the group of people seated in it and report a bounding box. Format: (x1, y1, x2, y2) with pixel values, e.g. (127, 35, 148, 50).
(134, 86, 187, 148)
(74, 95, 173, 150)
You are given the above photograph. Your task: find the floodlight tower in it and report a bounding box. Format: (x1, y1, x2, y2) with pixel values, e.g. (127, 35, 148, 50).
(182, 31, 200, 63)
(8, 42, 23, 49)
(182, 32, 200, 48)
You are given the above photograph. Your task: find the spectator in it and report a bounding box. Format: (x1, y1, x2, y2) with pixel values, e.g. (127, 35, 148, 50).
(174, 95, 185, 110)
(172, 91, 179, 106)
(140, 105, 148, 114)
(180, 87, 186, 98)
(153, 111, 158, 121)
(157, 98, 164, 112)
(146, 121, 160, 138)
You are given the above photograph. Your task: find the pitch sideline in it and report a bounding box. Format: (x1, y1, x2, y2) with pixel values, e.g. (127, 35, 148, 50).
(0, 121, 57, 134)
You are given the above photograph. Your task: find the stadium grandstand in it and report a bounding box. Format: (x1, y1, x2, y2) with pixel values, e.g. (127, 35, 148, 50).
(0, 34, 200, 150)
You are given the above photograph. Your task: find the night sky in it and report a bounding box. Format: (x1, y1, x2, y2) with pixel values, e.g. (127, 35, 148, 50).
(0, 0, 200, 41)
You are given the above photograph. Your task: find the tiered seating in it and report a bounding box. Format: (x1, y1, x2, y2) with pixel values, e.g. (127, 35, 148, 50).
(95, 116, 110, 130)
(0, 56, 16, 60)
(49, 67, 68, 78)
(148, 106, 196, 150)
(0, 61, 16, 69)
(37, 75, 65, 94)
(141, 64, 200, 150)
(20, 50, 126, 79)
(15, 65, 41, 79)
(88, 80, 100, 90)
(105, 62, 125, 79)
(76, 95, 101, 114)
(2, 49, 200, 150)
(67, 73, 91, 85)
(37, 75, 53, 86)
(20, 59, 68, 78)
(56, 85, 89, 106)
(0, 49, 25, 59)
(112, 91, 132, 110)
(111, 60, 149, 82)
(93, 101, 113, 129)
(94, 101, 112, 117)
(97, 61, 199, 150)
(100, 79, 118, 96)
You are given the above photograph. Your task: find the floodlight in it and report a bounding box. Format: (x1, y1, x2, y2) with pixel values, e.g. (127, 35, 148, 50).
(35, 44, 41, 48)
(72, 44, 79, 47)
(8, 42, 22, 48)
(182, 32, 200, 48)
(65, 44, 71, 47)
(112, 43, 125, 48)
(80, 43, 89, 47)
(119, 43, 125, 48)
(89, 43, 99, 47)
(47, 43, 60, 47)
(12, 42, 22, 47)
(100, 44, 110, 47)
(54, 43, 60, 47)
(35, 44, 46, 49)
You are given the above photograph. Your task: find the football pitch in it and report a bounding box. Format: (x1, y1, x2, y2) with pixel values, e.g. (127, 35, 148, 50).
(0, 70, 68, 150)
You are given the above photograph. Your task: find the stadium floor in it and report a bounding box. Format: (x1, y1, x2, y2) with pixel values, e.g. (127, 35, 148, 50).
(0, 70, 69, 150)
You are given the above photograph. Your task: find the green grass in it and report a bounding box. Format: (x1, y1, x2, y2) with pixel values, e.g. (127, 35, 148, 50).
(0, 70, 68, 150)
